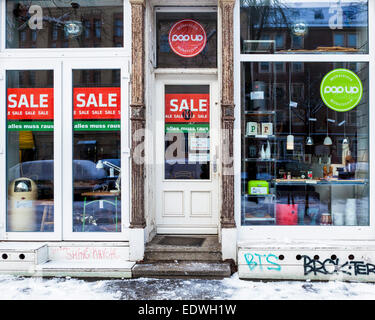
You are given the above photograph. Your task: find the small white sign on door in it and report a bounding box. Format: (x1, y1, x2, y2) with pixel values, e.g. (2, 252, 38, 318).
(189, 137, 210, 151)
(188, 152, 210, 163)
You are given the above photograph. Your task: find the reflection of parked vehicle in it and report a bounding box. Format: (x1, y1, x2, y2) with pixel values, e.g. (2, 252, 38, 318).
(8, 160, 54, 199)
(8, 159, 118, 198)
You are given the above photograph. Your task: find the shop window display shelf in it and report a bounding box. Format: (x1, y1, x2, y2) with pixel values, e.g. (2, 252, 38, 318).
(274, 179, 368, 186)
(242, 193, 276, 224)
(243, 216, 276, 222)
(243, 158, 276, 162)
(242, 101, 278, 225)
(242, 193, 275, 199)
(244, 111, 276, 116)
(245, 135, 276, 139)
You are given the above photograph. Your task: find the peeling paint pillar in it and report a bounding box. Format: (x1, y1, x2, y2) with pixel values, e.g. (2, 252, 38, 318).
(129, 0, 146, 261)
(219, 0, 237, 261)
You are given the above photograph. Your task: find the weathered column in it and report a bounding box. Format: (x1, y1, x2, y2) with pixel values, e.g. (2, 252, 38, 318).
(129, 0, 146, 229)
(219, 0, 236, 229)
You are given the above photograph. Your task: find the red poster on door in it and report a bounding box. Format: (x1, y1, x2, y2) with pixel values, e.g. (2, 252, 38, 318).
(165, 93, 209, 123)
(168, 19, 207, 58)
(73, 87, 121, 120)
(7, 88, 54, 120)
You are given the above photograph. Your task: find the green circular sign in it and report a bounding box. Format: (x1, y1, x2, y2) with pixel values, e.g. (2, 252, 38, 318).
(320, 68, 363, 112)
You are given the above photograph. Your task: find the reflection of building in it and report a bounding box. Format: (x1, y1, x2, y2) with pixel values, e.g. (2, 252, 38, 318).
(240, 3, 368, 53)
(7, 2, 123, 48)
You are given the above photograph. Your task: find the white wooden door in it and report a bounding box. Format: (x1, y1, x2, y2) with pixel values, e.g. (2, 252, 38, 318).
(155, 75, 220, 234)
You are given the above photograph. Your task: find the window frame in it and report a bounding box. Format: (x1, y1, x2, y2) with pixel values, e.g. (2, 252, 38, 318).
(1, 60, 63, 241)
(153, 6, 218, 69)
(62, 58, 130, 241)
(0, 0, 131, 58)
(234, 0, 375, 240)
(0, 0, 131, 241)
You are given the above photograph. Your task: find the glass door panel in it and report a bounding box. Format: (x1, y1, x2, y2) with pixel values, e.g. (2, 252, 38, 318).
(4, 61, 62, 240)
(164, 85, 210, 180)
(72, 69, 122, 233)
(7, 70, 54, 232)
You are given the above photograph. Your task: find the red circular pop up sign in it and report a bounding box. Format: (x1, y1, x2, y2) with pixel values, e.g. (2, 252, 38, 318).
(168, 19, 207, 58)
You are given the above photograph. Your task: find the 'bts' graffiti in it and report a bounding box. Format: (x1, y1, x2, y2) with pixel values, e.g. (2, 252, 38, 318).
(244, 253, 281, 272)
(303, 255, 375, 277)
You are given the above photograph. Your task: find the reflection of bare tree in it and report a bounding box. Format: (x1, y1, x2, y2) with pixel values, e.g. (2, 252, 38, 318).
(241, 0, 290, 41)
(10, 1, 122, 48)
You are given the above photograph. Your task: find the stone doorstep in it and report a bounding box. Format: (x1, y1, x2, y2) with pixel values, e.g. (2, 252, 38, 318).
(35, 260, 134, 278)
(144, 235, 221, 252)
(132, 261, 232, 279)
(147, 235, 220, 247)
(144, 251, 222, 262)
(144, 235, 222, 262)
(145, 244, 221, 252)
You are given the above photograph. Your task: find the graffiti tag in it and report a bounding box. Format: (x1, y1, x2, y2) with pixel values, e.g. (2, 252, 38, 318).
(303, 255, 375, 276)
(244, 253, 281, 272)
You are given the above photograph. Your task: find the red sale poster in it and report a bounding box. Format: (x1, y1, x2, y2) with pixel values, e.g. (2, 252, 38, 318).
(165, 93, 209, 123)
(73, 87, 121, 120)
(7, 88, 54, 120)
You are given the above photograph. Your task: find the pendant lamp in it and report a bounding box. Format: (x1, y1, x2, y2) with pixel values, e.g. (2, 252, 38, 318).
(287, 134, 295, 150)
(342, 116, 349, 145)
(306, 72, 313, 146)
(287, 68, 294, 150)
(306, 136, 314, 146)
(324, 108, 332, 146)
(287, 104, 294, 150)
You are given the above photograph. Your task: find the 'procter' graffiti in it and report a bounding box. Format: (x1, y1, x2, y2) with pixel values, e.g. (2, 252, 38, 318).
(303, 255, 375, 277)
(244, 253, 281, 272)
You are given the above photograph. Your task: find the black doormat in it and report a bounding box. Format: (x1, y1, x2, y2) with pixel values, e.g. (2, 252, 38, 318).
(157, 236, 205, 247)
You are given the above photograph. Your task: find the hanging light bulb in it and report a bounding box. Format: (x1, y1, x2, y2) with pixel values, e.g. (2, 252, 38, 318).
(306, 136, 314, 145)
(324, 108, 332, 146)
(324, 135, 332, 146)
(287, 134, 295, 150)
(64, 21, 83, 38)
(306, 87, 313, 146)
(287, 68, 294, 150)
(342, 117, 349, 145)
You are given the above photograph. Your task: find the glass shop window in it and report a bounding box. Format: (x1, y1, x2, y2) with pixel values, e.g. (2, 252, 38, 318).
(6, 0, 124, 48)
(6, 70, 54, 232)
(156, 11, 217, 68)
(72, 69, 121, 232)
(240, 0, 368, 54)
(164, 85, 210, 180)
(241, 62, 369, 226)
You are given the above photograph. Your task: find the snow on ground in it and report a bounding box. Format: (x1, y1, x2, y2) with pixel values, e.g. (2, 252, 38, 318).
(1, 273, 375, 300)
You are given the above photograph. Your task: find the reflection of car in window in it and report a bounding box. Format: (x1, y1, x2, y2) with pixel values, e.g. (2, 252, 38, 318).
(8, 160, 54, 199)
(8, 159, 121, 198)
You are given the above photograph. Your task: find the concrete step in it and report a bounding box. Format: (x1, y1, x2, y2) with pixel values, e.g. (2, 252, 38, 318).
(36, 260, 134, 278)
(132, 261, 231, 279)
(0, 243, 48, 271)
(144, 235, 222, 262)
(144, 250, 222, 262)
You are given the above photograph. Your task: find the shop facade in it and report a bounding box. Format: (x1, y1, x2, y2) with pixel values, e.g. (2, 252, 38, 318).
(1, 0, 375, 281)
(235, 0, 375, 282)
(0, 0, 134, 277)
